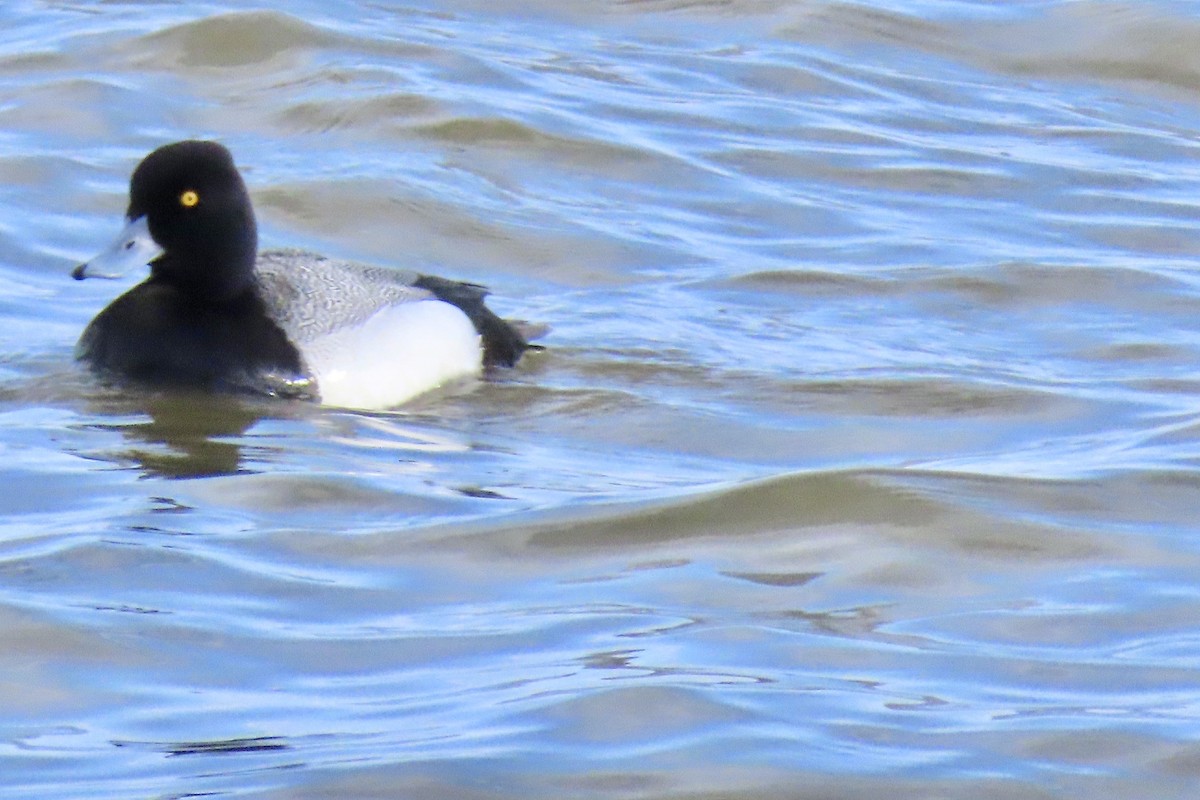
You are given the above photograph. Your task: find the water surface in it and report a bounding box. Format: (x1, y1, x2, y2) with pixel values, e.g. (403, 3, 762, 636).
(2, 1, 1200, 798)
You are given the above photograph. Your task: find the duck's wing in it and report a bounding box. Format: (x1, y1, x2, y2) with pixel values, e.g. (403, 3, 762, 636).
(256, 248, 543, 368)
(254, 249, 432, 345)
(412, 273, 544, 367)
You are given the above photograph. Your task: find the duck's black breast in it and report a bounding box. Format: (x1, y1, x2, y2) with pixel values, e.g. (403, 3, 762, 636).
(76, 279, 315, 399)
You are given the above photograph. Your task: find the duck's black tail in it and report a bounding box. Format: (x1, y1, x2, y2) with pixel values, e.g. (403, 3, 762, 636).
(414, 275, 545, 367)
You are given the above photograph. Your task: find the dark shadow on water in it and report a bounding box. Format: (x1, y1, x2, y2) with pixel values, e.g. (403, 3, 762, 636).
(112, 735, 291, 756)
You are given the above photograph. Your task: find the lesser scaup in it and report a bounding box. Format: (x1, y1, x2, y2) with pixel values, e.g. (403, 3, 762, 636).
(73, 140, 541, 409)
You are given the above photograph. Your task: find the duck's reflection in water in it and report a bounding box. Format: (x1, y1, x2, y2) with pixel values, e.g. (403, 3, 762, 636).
(89, 390, 290, 479)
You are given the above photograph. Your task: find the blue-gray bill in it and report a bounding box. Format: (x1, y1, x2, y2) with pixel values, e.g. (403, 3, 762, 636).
(72, 215, 163, 280)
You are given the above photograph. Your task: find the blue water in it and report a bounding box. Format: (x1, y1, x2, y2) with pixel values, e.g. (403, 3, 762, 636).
(2, 2, 1200, 798)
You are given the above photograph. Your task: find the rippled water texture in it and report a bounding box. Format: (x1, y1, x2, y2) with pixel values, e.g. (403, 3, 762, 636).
(3, 1, 1200, 798)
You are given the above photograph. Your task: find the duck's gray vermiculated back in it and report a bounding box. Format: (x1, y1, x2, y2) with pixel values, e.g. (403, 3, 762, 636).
(254, 249, 430, 345)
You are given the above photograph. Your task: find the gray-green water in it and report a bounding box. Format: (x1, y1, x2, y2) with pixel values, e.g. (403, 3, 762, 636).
(2, 2, 1200, 798)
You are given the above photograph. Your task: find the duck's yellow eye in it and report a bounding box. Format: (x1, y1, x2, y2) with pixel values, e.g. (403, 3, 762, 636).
(179, 190, 199, 208)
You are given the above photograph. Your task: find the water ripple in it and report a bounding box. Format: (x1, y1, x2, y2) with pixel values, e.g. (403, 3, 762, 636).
(1, 1, 1200, 798)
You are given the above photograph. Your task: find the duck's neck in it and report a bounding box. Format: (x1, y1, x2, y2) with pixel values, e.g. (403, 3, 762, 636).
(153, 205, 259, 305)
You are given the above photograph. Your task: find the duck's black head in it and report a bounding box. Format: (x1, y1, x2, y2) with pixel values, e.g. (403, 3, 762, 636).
(74, 140, 259, 304)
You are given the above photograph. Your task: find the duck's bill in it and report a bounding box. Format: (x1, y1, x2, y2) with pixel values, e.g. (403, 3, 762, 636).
(71, 216, 164, 280)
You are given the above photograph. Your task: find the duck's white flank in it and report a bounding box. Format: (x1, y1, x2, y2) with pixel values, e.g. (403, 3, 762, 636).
(299, 299, 482, 410)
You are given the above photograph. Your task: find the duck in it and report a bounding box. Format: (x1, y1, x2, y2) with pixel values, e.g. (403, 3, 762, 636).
(72, 140, 541, 410)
